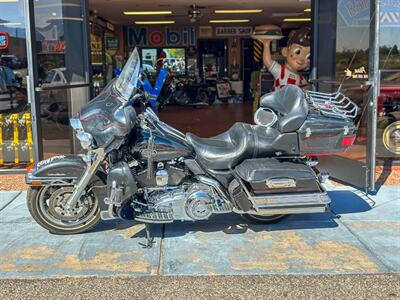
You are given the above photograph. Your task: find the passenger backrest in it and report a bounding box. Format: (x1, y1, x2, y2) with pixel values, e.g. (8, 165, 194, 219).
(260, 85, 308, 133)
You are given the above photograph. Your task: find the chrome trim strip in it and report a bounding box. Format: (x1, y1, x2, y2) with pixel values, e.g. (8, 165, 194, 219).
(236, 205, 328, 215)
(251, 192, 331, 209)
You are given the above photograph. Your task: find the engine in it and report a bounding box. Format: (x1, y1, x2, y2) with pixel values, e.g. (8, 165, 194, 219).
(135, 161, 188, 187)
(144, 183, 226, 222)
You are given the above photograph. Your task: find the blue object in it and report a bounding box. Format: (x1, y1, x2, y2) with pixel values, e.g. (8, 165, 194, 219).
(140, 68, 169, 107)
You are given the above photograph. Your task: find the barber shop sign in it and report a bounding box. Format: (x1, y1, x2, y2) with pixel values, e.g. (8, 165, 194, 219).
(127, 27, 196, 47)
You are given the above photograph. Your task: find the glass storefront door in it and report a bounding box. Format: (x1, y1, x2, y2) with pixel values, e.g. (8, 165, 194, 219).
(377, 5, 400, 163)
(28, 0, 91, 159)
(0, 0, 33, 169)
(315, 0, 399, 191)
(314, 0, 374, 189)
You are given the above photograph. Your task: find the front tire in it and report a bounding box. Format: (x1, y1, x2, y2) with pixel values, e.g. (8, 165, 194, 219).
(241, 213, 287, 224)
(27, 186, 101, 235)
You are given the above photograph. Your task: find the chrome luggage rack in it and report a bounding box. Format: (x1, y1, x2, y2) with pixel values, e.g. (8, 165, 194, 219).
(304, 90, 359, 119)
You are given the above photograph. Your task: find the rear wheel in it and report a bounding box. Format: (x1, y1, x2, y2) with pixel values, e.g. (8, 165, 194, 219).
(241, 213, 287, 224)
(27, 185, 101, 235)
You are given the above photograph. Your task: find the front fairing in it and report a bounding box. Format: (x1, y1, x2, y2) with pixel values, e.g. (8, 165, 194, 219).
(79, 82, 136, 148)
(77, 49, 140, 149)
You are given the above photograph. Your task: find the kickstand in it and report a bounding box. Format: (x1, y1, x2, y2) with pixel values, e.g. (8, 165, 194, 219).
(328, 206, 341, 219)
(139, 223, 155, 249)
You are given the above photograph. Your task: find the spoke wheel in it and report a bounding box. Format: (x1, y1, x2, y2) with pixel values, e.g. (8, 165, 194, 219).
(27, 185, 100, 235)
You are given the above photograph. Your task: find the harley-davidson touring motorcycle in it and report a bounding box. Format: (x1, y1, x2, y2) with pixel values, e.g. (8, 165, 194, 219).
(26, 49, 358, 246)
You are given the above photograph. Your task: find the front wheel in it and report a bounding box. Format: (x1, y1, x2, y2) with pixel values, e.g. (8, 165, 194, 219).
(241, 213, 287, 224)
(27, 185, 101, 235)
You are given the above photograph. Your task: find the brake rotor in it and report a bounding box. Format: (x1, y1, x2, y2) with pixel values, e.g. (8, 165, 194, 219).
(47, 187, 93, 222)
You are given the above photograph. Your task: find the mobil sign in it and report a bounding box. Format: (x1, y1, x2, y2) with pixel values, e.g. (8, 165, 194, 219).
(127, 26, 196, 47)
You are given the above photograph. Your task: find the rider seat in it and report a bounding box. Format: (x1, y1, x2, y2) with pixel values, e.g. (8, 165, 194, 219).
(186, 123, 278, 170)
(260, 85, 308, 133)
(186, 86, 308, 170)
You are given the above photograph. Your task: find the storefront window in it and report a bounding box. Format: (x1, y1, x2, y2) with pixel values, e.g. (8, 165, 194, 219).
(33, 0, 89, 158)
(0, 0, 33, 168)
(335, 0, 371, 164)
(34, 0, 87, 84)
(376, 2, 400, 160)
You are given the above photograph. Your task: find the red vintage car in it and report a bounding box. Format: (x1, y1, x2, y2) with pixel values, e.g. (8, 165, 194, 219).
(377, 71, 400, 157)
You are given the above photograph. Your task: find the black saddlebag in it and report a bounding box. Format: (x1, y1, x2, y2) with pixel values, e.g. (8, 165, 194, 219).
(297, 112, 357, 155)
(235, 158, 321, 196)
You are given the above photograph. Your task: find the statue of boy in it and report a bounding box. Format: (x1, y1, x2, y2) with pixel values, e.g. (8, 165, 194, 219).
(262, 27, 311, 91)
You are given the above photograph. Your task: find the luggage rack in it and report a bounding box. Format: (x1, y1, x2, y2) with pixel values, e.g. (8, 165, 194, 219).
(305, 90, 359, 119)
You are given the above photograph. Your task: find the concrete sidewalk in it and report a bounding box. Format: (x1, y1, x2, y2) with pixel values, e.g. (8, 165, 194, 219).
(0, 182, 399, 278)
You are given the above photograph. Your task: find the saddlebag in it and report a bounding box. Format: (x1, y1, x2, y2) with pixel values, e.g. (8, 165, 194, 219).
(235, 158, 321, 195)
(230, 158, 330, 214)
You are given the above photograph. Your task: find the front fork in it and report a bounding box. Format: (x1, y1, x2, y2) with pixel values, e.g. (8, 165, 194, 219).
(65, 148, 105, 211)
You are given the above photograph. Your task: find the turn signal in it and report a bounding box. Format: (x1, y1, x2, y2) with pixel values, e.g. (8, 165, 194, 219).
(341, 136, 356, 147)
(26, 163, 35, 172)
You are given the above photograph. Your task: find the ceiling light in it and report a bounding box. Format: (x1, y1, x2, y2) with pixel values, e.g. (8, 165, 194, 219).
(283, 18, 311, 22)
(209, 19, 250, 23)
(214, 9, 262, 14)
(304, 8, 311, 12)
(123, 11, 172, 15)
(134, 20, 175, 25)
(272, 12, 303, 17)
(0, 0, 19, 2)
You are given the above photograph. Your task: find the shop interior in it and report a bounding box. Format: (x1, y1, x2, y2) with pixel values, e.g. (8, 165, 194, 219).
(0, 0, 399, 190)
(86, 0, 311, 137)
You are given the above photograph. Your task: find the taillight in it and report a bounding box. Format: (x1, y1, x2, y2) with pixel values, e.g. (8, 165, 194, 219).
(341, 136, 356, 147)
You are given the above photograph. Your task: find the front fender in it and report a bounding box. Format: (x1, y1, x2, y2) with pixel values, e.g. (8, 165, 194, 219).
(26, 155, 88, 184)
(26, 155, 108, 211)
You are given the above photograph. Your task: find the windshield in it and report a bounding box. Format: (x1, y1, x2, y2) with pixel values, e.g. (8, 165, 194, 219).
(114, 48, 140, 101)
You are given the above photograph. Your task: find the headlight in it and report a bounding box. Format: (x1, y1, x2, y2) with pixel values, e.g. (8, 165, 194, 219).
(70, 118, 93, 149)
(70, 118, 83, 130)
(76, 132, 93, 150)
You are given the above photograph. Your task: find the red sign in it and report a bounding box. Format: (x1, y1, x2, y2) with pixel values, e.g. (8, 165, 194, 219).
(0, 32, 9, 50)
(41, 40, 65, 53)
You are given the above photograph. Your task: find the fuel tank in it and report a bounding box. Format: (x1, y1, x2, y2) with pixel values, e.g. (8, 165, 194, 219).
(133, 129, 192, 161)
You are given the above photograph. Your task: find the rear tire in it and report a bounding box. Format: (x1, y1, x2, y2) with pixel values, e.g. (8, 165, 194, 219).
(27, 186, 101, 235)
(241, 213, 287, 224)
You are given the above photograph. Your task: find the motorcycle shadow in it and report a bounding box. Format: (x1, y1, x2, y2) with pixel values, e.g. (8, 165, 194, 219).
(90, 190, 372, 238)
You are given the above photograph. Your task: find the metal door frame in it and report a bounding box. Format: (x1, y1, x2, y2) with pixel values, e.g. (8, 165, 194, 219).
(24, 0, 92, 163)
(366, 0, 380, 192)
(311, 0, 380, 192)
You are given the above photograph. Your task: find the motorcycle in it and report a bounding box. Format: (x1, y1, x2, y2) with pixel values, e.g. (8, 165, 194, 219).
(25, 49, 359, 247)
(168, 76, 209, 108)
